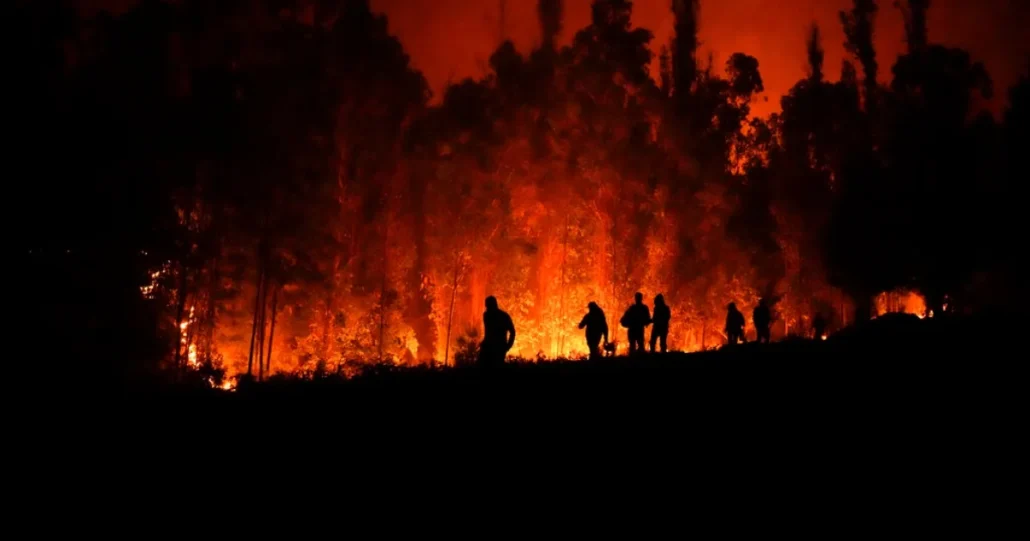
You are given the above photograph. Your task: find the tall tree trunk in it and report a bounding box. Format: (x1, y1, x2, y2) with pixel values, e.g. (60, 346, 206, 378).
(246, 251, 266, 377)
(444, 252, 463, 367)
(610, 191, 620, 316)
(256, 269, 269, 382)
(182, 305, 196, 372)
(173, 262, 190, 377)
(321, 295, 333, 364)
(379, 216, 389, 363)
(203, 257, 219, 365)
(557, 214, 569, 358)
(265, 286, 279, 376)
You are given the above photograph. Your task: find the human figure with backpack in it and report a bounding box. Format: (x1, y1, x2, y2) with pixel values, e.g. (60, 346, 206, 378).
(753, 298, 771, 344)
(620, 292, 651, 355)
(650, 294, 671, 353)
(478, 296, 516, 368)
(725, 302, 745, 345)
(578, 301, 609, 361)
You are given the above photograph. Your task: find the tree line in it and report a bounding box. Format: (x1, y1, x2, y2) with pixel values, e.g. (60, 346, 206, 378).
(19, 0, 1026, 383)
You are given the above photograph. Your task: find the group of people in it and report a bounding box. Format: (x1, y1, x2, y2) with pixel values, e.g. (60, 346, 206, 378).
(724, 300, 771, 345)
(476, 294, 828, 367)
(575, 292, 671, 360)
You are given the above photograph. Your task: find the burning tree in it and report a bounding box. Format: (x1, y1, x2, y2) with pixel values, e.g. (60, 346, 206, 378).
(25, 0, 1016, 382)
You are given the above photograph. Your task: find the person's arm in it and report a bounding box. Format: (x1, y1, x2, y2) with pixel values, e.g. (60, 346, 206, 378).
(578, 314, 588, 329)
(506, 315, 516, 350)
(481, 313, 488, 344)
(602, 321, 609, 344)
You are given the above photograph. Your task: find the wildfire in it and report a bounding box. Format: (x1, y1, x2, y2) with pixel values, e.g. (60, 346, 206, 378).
(874, 289, 928, 319)
(140, 270, 162, 298)
(180, 305, 201, 369)
(121, 1, 954, 379)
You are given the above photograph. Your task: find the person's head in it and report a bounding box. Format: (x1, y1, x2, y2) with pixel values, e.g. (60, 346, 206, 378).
(728, 302, 737, 311)
(654, 293, 665, 306)
(588, 301, 599, 312)
(634, 292, 643, 304)
(485, 296, 498, 311)
(760, 298, 767, 307)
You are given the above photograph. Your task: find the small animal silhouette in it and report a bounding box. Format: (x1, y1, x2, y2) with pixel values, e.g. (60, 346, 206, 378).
(603, 341, 617, 357)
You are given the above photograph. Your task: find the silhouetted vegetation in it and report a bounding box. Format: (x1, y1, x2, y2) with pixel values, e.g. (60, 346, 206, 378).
(21, 0, 1022, 386)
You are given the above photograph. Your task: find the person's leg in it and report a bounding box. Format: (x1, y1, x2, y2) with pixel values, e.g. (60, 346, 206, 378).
(481, 342, 504, 367)
(587, 336, 600, 360)
(659, 331, 667, 353)
(649, 329, 657, 352)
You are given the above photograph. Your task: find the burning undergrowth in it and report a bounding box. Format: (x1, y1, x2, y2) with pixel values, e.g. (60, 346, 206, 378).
(42, 0, 1005, 384)
(142, 0, 851, 380)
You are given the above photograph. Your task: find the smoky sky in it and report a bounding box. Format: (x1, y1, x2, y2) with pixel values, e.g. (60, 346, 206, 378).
(370, 0, 1028, 116)
(79, 0, 1029, 116)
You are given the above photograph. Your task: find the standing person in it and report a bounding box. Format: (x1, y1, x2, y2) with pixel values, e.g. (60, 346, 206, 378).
(725, 302, 745, 345)
(753, 298, 771, 344)
(578, 302, 609, 361)
(650, 294, 671, 353)
(620, 292, 651, 355)
(478, 296, 515, 368)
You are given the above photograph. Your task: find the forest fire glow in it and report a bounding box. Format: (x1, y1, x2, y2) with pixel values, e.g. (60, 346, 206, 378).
(74, 0, 1014, 384)
(146, 0, 876, 376)
(874, 290, 928, 319)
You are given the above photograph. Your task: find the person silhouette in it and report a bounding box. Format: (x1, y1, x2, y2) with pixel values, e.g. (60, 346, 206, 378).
(650, 294, 671, 353)
(620, 292, 651, 355)
(725, 302, 745, 345)
(578, 302, 609, 361)
(753, 298, 771, 344)
(812, 312, 827, 340)
(478, 296, 515, 368)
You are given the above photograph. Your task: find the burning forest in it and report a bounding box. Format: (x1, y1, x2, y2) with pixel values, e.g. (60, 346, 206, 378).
(21, 0, 1025, 385)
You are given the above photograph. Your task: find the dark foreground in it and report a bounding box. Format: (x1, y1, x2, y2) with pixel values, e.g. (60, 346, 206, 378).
(101, 312, 1020, 426)
(34, 313, 1023, 526)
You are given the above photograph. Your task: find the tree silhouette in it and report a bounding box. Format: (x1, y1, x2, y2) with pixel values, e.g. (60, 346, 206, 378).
(672, 0, 699, 104)
(807, 24, 825, 83)
(538, 0, 563, 50)
(888, 43, 993, 313)
(26, 0, 1017, 381)
(840, 0, 879, 109)
(897, 0, 930, 53)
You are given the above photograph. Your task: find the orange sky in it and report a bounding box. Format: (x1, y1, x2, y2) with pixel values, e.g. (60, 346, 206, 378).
(370, 0, 1028, 117)
(80, 0, 1028, 116)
